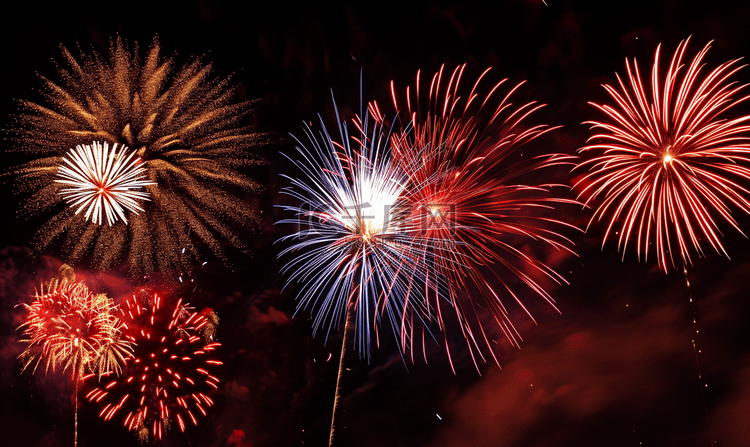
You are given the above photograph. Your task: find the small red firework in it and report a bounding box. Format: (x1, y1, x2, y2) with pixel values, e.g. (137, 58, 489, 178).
(56, 141, 153, 226)
(85, 288, 222, 441)
(381, 64, 577, 370)
(18, 276, 129, 377)
(18, 270, 131, 447)
(576, 38, 750, 271)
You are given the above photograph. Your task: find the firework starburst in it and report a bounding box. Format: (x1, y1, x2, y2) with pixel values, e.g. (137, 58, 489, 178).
(18, 270, 132, 447)
(576, 38, 750, 271)
(56, 141, 153, 226)
(85, 289, 222, 441)
(10, 36, 265, 275)
(276, 99, 430, 358)
(18, 276, 130, 377)
(384, 64, 578, 368)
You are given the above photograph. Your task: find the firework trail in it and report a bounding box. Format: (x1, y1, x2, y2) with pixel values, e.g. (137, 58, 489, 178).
(382, 64, 578, 370)
(277, 93, 436, 446)
(576, 38, 750, 272)
(10, 36, 265, 276)
(85, 287, 222, 442)
(18, 266, 132, 447)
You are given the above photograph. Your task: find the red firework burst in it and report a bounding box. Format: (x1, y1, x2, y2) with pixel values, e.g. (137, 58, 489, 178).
(18, 270, 132, 447)
(380, 64, 577, 369)
(576, 38, 750, 271)
(18, 275, 130, 377)
(85, 289, 222, 441)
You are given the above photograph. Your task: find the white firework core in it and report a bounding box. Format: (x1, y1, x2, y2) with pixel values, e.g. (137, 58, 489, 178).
(335, 155, 405, 240)
(56, 141, 154, 226)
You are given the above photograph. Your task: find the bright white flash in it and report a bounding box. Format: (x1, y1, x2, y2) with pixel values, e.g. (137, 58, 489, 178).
(56, 141, 154, 226)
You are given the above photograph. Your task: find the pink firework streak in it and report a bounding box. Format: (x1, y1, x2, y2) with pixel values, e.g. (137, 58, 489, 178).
(576, 38, 750, 272)
(376, 64, 578, 370)
(85, 289, 221, 441)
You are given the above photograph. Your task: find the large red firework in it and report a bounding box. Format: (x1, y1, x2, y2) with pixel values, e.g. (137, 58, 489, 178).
(379, 64, 577, 369)
(576, 38, 750, 272)
(85, 288, 222, 442)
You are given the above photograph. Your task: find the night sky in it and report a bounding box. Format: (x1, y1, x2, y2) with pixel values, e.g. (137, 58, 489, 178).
(2, 1, 750, 446)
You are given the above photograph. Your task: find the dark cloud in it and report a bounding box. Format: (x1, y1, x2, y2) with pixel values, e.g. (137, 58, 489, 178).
(425, 246, 750, 447)
(430, 306, 691, 446)
(711, 357, 750, 446)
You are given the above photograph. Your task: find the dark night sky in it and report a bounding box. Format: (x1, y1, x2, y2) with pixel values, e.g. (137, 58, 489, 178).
(2, 1, 750, 446)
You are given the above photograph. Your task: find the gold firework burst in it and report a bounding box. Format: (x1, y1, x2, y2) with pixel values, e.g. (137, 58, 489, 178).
(11, 36, 265, 275)
(18, 266, 132, 447)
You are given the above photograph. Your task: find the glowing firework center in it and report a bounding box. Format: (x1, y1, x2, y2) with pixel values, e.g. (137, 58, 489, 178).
(338, 176, 405, 241)
(56, 141, 154, 226)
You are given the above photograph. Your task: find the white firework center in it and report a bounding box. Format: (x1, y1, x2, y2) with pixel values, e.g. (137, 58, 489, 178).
(334, 156, 405, 240)
(56, 141, 154, 226)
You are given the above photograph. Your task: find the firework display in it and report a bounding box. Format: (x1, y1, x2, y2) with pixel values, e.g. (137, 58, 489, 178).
(18, 275, 131, 378)
(9, 5, 750, 446)
(10, 37, 265, 275)
(17, 269, 132, 447)
(385, 65, 577, 368)
(277, 100, 432, 357)
(56, 141, 153, 226)
(576, 38, 750, 271)
(85, 288, 222, 441)
(278, 95, 447, 447)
